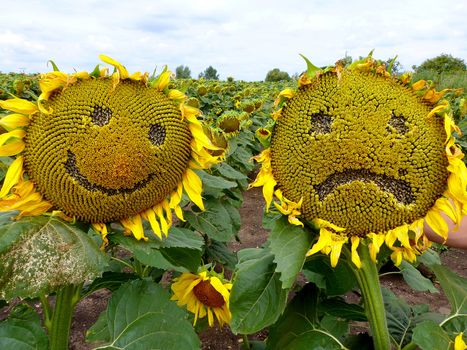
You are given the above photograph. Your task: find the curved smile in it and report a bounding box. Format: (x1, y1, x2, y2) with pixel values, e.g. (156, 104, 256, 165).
(313, 169, 414, 205)
(65, 150, 153, 195)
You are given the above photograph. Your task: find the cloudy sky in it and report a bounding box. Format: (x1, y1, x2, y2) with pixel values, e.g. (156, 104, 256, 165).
(0, 0, 465, 81)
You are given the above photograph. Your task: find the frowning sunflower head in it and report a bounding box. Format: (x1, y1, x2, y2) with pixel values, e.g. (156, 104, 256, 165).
(251, 54, 466, 267)
(0, 55, 224, 242)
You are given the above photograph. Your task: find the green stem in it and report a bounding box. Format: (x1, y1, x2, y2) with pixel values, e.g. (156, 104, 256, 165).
(242, 334, 251, 349)
(39, 294, 52, 331)
(401, 342, 418, 350)
(49, 284, 82, 350)
(347, 243, 391, 350)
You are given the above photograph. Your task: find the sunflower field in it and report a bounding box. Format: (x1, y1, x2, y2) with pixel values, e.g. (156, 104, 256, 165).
(0, 54, 466, 350)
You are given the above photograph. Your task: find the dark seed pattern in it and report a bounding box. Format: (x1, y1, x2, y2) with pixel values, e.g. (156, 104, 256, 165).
(309, 113, 333, 134)
(314, 169, 415, 205)
(387, 112, 409, 134)
(91, 105, 112, 126)
(149, 123, 166, 146)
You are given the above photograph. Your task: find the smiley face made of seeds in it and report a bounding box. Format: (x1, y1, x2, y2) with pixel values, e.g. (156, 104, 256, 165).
(24, 79, 192, 223)
(270, 70, 449, 236)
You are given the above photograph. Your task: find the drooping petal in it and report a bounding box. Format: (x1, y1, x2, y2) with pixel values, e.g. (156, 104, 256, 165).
(99, 54, 129, 79)
(182, 168, 204, 210)
(350, 236, 362, 268)
(0, 113, 30, 130)
(0, 156, 23, 198)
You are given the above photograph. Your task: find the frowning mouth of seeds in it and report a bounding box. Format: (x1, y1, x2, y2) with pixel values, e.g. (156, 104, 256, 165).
(65, 150, 154, 195)
(314, 169, 415, 205)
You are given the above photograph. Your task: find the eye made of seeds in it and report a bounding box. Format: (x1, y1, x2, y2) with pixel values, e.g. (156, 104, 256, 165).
(386, 112, 409, 135)
(308, 112, 333, 135)
(149, 123, 166, 146)
(91, 105, 112, 126)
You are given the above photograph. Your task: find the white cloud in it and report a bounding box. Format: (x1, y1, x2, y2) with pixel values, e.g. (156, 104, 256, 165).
(0, 0, 465, 79)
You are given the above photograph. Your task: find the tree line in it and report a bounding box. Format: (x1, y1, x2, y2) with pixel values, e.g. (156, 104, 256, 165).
(175, 54, 466, 82)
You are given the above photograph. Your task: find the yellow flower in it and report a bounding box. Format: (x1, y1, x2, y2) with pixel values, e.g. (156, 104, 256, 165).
(171, 270, 232, 327)
(0, 55, 224, 242)
(455, 333, 467, 350)
(251, 55, 467, 268)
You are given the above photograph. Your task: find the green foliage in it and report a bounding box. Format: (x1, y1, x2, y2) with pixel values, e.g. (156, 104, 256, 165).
(265, 68, 291, 82)
(199, 65, 219, 80)
(0, 304, 48, 350)
(175, 65, 192, 79)
(268, 216, 313, 289)
(413, 54, 466, 74)
(0, 212, 108, 300)
(86, 280, 200, 349)
(229, 248, 288, 334)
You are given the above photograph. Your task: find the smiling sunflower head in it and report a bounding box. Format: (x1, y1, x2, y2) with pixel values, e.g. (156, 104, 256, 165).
(251, 54, 467, 267)
(0, 55, 224, 242)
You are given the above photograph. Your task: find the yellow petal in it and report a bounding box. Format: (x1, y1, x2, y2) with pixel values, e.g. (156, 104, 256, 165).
(99, 54, 129, 79)
(0, 140, 25, 156)
(182, 168, 204, 210)
(0, 156, 23, 198)
(350, 236, 362, 268)
(454, 333, 467, 350)
(143, 207, 162, 239)
(0, 98, 38, 114)
(0, 129, 26, 146)
(154, 71, 171, 91)
(330, 242, 344, 268)
(425, 208, 449, 241)
(306, 228, 332, 257)
(121, 215, 148, 241)
(0, 114, 30, 130)
(168, 89, 186, 102)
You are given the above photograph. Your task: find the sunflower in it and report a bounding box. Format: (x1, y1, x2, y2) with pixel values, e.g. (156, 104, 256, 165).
(251, 54, 467, 268)
(0, 55, 224, 243)
(170, 269, 232, 327)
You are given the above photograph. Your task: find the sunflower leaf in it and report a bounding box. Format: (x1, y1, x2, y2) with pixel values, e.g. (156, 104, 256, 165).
(0, 213, 108, 301)
(185, 199, 237, 241)
(412, 320, 452, 350)
(0, 304, 49, 350)
(88, 280, 200, 349)
(268, 216, 313, 289)
(229, 248, 288, 334)
(431, 264, 467, 333)
(110, 234, 202, 272)
(398, 260, 438, 293)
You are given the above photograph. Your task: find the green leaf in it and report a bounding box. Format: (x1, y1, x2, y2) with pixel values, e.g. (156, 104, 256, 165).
(412, 320, 452, 350)
(82, 272, 139, 297)
(399, 260, 438, 293)
(417, 248, 441, 267)
(431, 264, 467, 333)
(0, 214, 108, 300)
(299, 54, 322, 77)
(89, 279, 200, 349)
(268, 217, 313, 289)
(230, 248, 288, 334)
(185, 199, 237, 241)
(216, 163, 248, 181)
(382, 288, 442, 348)
(303, 254, 356, 296)
(0, 304, 49, 350)
(317, 298, 367, 322)
(197, 170, 237, 190)
(111, 234, 202, 272)
(86, 310, 110, 343)
(204, 240, 238, 270)
(267, 283, 320, 349)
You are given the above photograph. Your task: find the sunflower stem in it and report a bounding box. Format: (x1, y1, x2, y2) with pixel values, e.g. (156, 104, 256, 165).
(348, 243, 391, 350)
(242, 334, 251, 349)
(39, 294, 53, 331)
(49, 284, 82, 350)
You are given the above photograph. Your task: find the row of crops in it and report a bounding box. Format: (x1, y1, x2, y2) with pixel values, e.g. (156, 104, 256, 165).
(0, 65, 466, 350)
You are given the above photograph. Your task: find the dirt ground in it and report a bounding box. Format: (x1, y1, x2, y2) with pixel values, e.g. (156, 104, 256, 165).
(2, 187, 464, 349)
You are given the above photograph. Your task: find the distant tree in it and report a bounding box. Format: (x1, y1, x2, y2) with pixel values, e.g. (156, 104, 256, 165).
(198, 66, 219, 80)
(265, 68, 291, 82)
(413, 54, 466, 74)
(175, 65, 191, 79)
